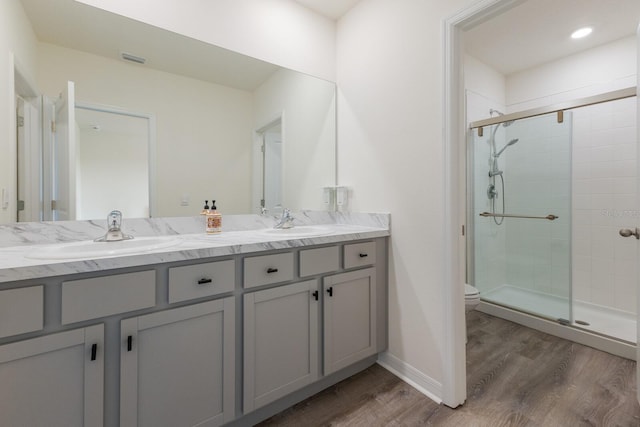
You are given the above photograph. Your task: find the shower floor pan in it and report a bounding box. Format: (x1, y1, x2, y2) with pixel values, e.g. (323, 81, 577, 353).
(482, 285, 636, 343)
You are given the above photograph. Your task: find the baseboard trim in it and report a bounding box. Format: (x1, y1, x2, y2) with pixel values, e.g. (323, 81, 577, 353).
(377, 352, 443, 404)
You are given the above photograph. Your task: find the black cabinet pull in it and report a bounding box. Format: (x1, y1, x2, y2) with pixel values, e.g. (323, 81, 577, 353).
(326, 287, 333, 297)
(197, 278, 213, 285)
(267, 268, 278, 274)
(127, 335, 133, 352)
(90, 343, 97, 361)
(312, 290, 319, 301)
(359, 253, 368, 258)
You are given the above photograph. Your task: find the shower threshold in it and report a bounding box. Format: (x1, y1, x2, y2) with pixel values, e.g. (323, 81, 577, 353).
(480, 286, 636, 354)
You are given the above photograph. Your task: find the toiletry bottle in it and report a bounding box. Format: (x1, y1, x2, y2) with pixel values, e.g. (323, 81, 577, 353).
(201, 200, 210, 215)
(206, 200, 222, 234)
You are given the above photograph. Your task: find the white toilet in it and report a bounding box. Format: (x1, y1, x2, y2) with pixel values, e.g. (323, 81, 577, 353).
(465, 284, 480, 313)
(465, 284, 480, 343)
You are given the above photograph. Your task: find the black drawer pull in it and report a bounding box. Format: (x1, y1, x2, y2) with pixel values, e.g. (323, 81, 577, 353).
(127, 335, 133, 352)
(90, 343, 98, 361)
(359, 253, 368, 258)
(197, 278, 213, 285)
(312, 290, 319, 301)
(326, 287, 333, 297)
(267, 268, 279, 274)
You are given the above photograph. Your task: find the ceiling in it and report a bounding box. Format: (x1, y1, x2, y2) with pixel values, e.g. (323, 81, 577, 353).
(465, 0, 640, 76)
(293, 0, 361, 20)
(20, 0, 279, 91)
(22, 0, 638, 84)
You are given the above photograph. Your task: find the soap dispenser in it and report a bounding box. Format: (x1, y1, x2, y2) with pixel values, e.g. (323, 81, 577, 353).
(200, 200, 210, 216)
(206, 200, 222, 234)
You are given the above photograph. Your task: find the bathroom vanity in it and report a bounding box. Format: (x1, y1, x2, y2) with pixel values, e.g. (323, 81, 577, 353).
(0, 212, 389, 427)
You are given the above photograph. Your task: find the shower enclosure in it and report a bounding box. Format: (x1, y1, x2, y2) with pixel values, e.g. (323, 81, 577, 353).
(468, 88, 637, 347)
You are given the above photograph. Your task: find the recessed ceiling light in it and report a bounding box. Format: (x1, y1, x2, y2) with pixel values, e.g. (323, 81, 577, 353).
(571, 27, 593, 39)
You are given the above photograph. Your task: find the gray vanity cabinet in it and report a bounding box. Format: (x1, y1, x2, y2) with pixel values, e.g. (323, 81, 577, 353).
(323, 267, 377, 375)
(0, 324, 104, 427)
(243, 247, 380, 414)
(120, 297, 235, 427)
(243, 279, 320, 412)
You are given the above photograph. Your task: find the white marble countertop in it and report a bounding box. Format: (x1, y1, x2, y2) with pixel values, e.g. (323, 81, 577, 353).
(0, 212, 390, 283)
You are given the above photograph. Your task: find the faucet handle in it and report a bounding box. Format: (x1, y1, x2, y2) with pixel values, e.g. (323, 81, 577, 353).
(108, 210, 123, 231)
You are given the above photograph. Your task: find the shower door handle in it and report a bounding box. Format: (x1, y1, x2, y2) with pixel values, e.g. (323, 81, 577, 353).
(618, 228, 640, 239)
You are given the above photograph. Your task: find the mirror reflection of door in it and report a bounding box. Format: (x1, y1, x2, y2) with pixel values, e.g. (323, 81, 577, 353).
(260, 120, 283, 213)
(73, 106, 151, 220)
(16, 96, 41, 223)
(51, 81, 76, 221)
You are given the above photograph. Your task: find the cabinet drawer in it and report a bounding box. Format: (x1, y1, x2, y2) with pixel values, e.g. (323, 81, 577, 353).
(344, 242, 376, 269)
(168, 259, 235, 303)
(299, 246, 339, 277)
(62, 270, 156, 324)
(0, 286, 43, 338)
(244, 252, 294, 289)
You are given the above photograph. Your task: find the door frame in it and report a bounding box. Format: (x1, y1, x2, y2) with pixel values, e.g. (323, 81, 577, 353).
(442, 0, 522, 408)
(74, 102, 157, 218)
(636, 23, 640, 402)
(253, 113, 285, 214)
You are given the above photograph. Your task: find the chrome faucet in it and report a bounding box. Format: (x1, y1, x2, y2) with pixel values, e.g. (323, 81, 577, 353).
(274, 208, 295, 229)
(95, 210, 134, 242)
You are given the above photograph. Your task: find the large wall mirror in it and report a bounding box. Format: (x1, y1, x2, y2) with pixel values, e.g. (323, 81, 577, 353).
(10, 0, 336, 224)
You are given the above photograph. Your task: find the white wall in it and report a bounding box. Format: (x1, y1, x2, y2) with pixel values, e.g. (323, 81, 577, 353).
(337, 0, 476, 397)
(0, 0, 39, 224)
(506, 36, 637, 110)
(37, 43, 254, 217)
(75, 0, 336, 82)
(253, 68, 336, 212)
(76, 126, 149, 220)
(465, 54, 506, 109)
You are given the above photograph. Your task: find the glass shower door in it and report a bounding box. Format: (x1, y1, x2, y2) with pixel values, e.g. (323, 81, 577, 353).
(470, 111, 572, 322)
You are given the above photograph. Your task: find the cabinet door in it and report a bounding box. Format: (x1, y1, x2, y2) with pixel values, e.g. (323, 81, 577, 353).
(0, 324, 104, 427)
(323, 268, 377, 375)
(120, 298, 235, 427)
(244, 280, 319, 412)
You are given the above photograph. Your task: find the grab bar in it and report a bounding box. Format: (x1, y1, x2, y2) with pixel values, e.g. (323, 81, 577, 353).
(479, 212, 558, 221)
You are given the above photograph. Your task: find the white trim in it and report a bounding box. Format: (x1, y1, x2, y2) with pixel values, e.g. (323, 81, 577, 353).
(635, 22, 640, 404)
(7, 52, 17, 223)
(442, 0, 522, 409)
(376, 353, 442, 403)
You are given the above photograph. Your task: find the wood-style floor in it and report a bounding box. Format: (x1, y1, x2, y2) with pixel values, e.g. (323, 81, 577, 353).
(258, 311, 640, 426)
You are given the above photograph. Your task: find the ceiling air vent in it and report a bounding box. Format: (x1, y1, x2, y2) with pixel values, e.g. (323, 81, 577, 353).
(121, 52, 146, 65)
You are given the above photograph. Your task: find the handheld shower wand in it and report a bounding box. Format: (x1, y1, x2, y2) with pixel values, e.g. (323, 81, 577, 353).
(494, 138, 519, 158)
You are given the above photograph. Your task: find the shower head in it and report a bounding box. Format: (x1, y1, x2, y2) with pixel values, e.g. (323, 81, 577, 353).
(494, 138, 519, 158)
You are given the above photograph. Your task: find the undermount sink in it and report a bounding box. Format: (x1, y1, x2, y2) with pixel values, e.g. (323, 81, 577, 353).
(259, 226, 334, 238)
(26, 236, 182, 260)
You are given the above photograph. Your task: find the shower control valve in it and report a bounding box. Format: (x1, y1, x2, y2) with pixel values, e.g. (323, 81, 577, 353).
(487, 184, 498, 200)
(618, 228, 640, 239)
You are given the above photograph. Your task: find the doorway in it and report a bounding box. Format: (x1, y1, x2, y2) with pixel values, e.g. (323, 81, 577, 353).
(255, 118, 284, 214)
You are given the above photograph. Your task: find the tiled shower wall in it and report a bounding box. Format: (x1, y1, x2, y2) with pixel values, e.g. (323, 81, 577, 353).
(503, 114, 572, 298)
(571, 97, 638, 313)
(467, 89, 507, 292)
